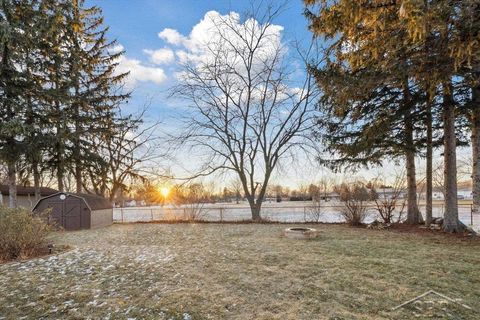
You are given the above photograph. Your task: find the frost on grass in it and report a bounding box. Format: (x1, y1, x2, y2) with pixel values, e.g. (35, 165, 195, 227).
(0, 223, 479, 320)
(0, 228, 177, 319)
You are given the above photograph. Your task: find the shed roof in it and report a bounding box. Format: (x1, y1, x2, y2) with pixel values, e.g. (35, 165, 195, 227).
(33, 192, 113, 211)
(0, 185, 57, 196)
(76, 193, 113, 210)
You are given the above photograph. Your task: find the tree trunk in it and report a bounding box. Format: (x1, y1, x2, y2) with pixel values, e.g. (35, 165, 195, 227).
(33, 160, 41, 202)
(56, 108, 65, 193)
(251, 203, 262, 221)
(472, 77, 480, 215)
(52, 71, 65, 193)
(247, 196, 261, 221)
(75, 152, 82, 194)
(442, 83, 462, 232)
(425, 96, 433, 226)
(73, 92, 82, 194)
(7, 161, 17, 208)
(423, 0, 433, 227)
(404, 109, 422, 224)
(57, 159, 64, 192)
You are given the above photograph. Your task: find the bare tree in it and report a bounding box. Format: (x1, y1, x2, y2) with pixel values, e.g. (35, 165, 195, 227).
(370, 172, 406, 224)
(229, 178, 243, 204)
(171, 183, 210, 221)
(432, 161, 445, 199)
(318, 177, 336, 201)
(304, 196, 324, 223)
(308, 183, 321, 201)
(84, 108, 163, 202)
(170, 4, 320, 220)
(334, 182, 372, 226)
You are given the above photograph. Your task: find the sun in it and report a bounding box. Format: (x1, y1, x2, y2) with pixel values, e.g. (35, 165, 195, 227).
(159, 186, 170, 198)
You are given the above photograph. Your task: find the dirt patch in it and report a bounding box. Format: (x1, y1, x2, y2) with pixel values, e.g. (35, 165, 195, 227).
(0, 244, 71, 265)
(387, 223, 479, 241)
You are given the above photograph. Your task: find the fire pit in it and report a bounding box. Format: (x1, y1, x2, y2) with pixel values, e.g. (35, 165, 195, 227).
(283, 227, 319, 239)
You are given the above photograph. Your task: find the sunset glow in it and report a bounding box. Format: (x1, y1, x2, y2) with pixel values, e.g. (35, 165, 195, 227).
(160, 186, 170, 198)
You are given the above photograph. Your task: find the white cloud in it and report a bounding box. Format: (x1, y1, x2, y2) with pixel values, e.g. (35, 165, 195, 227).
(132, 10, 285, 91)
(143, 48, 175, 65)
(158, 28, 186, 46)
(110, 44, 125, 54)
(159, 11, 284, 67)
(116, 56, 167, 88)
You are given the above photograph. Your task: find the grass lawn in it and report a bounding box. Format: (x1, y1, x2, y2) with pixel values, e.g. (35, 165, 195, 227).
(0, 223, 479, 319)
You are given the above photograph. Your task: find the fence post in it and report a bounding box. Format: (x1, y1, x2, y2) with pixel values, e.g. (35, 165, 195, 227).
(151, 208, 154, 221)
(471, 204, 474, 226)
(220, 208, 224, 222)
(121, 208, 124, 223)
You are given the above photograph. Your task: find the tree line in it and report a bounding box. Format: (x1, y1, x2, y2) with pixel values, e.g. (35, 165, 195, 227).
(304, 0, 479, 232)
(2, 0, 478, 233)
(0, 0, 155, 206)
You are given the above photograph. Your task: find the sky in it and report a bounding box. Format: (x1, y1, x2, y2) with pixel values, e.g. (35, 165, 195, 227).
(83, 0, 338, 188)
(83, 0, 472, 189)
(86, 0, 311, 116)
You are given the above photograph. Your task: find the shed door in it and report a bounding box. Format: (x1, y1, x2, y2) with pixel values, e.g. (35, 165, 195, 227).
(63, 198, 83, 230)
(47, 202, 64, 227)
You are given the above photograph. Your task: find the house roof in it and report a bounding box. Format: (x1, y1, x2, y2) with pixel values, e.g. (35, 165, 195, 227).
(0, 185, 58, 196)
(33, 192, 112, 211)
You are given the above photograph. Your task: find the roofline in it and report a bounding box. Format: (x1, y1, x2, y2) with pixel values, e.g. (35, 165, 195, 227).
(32, 192, 93, 212)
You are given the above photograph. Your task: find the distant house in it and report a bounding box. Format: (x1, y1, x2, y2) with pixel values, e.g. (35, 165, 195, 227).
(375, 188, 407, 200)
(457, 189, 473, 200)
(0, 185, 58, 208)
(425, 188, 472, 200)
(124, 199, 137, 207)
(324, 192, 340, 201)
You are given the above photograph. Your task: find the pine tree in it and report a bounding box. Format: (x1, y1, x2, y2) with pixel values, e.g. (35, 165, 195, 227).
(401, 0, 479, 231)
(305, 0, 426, 224)
(305, 0, 478, 231)
(0, 0, 42, 206)
(37, 0, 72, 192)
(1, 0, 132, 203)
(20, 0, 52, 201)
(63, 0, 129, 194)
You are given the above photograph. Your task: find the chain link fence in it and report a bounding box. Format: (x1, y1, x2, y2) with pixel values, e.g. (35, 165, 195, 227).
(113, 203, 478, 229)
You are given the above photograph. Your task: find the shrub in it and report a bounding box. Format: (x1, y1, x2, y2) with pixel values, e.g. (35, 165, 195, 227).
(334, 182, 372, 226)
(171, 183, 208, 221)
(0, 207, 52, 261)
(368, 173, 407, 224)
(304, 199, 324, 223)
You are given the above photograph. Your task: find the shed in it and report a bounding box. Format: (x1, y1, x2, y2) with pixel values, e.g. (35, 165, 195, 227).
(33, 192, 113, 230)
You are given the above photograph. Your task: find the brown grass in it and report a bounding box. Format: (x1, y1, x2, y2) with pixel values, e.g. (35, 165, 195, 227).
(0, 224, 479, 319)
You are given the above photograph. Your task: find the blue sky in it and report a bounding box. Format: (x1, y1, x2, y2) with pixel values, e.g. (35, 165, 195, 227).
(84, 1, 469, 188)
(86, 0, 312, 119)
(83, 0, 340, 187)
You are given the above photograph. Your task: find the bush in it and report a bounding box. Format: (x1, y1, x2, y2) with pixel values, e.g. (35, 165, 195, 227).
(304, 199, 324, 223)
(334, 182, 372, 226)
(0, 207, 52, 261)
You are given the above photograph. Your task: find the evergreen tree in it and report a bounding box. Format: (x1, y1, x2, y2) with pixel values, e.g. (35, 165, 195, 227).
(305, 0, 478, 231)
(400, 0, 479, 231)
(305, 0, 426, 224)
(63, 0, 129, 193)
(0, 0, 44, 206)
(1, 0, 130, 204)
